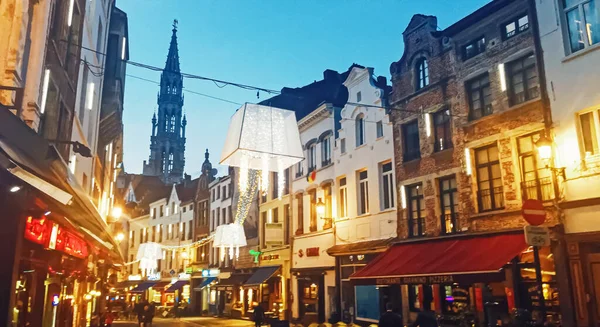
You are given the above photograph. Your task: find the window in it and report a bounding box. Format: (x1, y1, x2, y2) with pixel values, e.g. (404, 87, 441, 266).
(518, 133, 553, 201)
(356, 114, 365, 147)
(296, 193, 304, 235)
(284, 168, 290, 195)
(504, 14, 529, 39)
(376, 121, 384, 138)
(160, 205, 164, 217)
(402, 120, 421, 162)
(222, 185, 227, 199)
(381, 162, 395, 210)
(216, 209, 220, 227)
(463, 37, 486, 60)
(356, 91, 362, 102)
(433, 110, 452, 151)
(475, 144, 504, 212)
(167, 153, 174, 172)
(340, 138, 347, 154)
(172, 202, 176, 215)
(467, 74, 492, 120)
(152, 208, 156, 219)
(339, 177, 348, 218)
(79, 63, 89, 124)
(308, 189, 317, 232)
(130, 231, 135, 248)
(284, 204, 291, 245)
(409, 285, 422, 311)
(321, 135, 331, 166)
(183, 206, 187, 213)
(416, 58, 429, 90)
(563, 0, 599, 53)
(580, 111, 600, 155)
(158, 225, 162, 242)
(222, 208, 227, 225)
(296, 160, 304, 178)
(439, 176, 458, 234)
(217, 186, 220, 199)
(507, 54, 539, 105)
(228, 206, 232, 224)
(181, 223, 186, 240)
(272, 172, 279, 200)
(323, 183, 332, 228)
(169, 115, 176, 133)
(272, 207, 279, 223)
(358, 170, 369, 215)
(406, 183, 425, 237)
(308, 143, 317, 171)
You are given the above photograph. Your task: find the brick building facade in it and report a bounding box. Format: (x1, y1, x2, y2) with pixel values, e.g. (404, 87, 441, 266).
(389, 0, 559, 239)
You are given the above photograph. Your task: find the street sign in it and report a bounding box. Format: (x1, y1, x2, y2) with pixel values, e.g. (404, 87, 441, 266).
(522, 199, 546, 226)
(169, 269, 176, 277)
(524, 225, 550, 247)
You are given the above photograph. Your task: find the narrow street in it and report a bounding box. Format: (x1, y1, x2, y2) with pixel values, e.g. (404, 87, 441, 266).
(113, 317, 254, 327)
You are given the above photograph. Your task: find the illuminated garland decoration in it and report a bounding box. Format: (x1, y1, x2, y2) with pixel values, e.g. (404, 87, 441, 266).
(235, 168, 259, 225)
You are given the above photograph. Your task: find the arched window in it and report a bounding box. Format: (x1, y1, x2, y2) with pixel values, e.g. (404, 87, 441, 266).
(355, 113, 365, 147)
(170, 115, 176, 133)
(416, 58, 429, 90)
(161, 150, 167, 173)
(164, 113, 169, 132)
(321, 134, 331, 166)
(307, 143, 317, 171)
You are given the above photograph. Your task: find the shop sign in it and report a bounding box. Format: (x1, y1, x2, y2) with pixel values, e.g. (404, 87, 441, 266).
(306, 247, 319, 257)
(148, 272, 161, 281)
(524, 225, 550, 247)
(261, 254, 280, 261)
(375, 275, 455, 285)
(178, 273, 191, 280)
(202, 269, 220, 277)
(24, 217, 88, 259)
(185, 267, 193, 274)
(52, 295, 60, 306)
(128, 275, 142, 281)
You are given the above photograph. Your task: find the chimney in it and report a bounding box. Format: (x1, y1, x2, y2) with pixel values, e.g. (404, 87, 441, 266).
(377, 76, 388, 87)
(323, 69, 339, 81)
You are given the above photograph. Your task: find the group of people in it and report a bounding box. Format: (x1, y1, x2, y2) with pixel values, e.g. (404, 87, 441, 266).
(133, 300, 156, 326)
(90, 311, 115, 327)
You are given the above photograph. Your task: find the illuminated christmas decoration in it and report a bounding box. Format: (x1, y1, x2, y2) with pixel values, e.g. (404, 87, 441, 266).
(213, 223, 247, 260)
(220, 103, 303, 199)
(136, 243, 163, 272)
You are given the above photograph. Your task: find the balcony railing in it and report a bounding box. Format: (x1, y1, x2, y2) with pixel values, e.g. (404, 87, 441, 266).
(0, 85, 24, 114)
(521, 177, 553, 201)
(477, 187, 505, 212)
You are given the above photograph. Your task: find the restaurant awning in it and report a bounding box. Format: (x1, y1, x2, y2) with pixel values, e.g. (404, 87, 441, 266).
(214, 273, 251, 291)
(327, 237, 395, 256)
(193, 277, 216, 291)
(165, 280, 189, 292)
(0, 109, 122, 262)
(129, 281, 158, 293)
(350, 231, 527, 285)
(244, 266, 280, 287)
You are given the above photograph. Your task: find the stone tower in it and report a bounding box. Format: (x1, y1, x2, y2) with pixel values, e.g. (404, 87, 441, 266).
(143, 20, 186, 184)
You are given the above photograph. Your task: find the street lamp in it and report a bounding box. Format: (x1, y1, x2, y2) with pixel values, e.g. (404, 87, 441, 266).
(316, 198, 332, 229)
(316, 198, 326, 216)
(115, 232, 125, 243)
(111, 207, 123, 220)
(535, 135, 566, 180)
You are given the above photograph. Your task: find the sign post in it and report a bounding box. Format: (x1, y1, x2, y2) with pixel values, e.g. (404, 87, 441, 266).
(521, 199, 547, 323)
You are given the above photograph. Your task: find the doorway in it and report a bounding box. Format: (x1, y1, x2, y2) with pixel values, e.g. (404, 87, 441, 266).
(587, 253, 600, 326)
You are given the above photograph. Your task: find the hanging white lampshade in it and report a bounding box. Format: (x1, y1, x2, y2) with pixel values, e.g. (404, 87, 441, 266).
(213, 224, 247, 260)
(136, 242, 163, 271)
(220, 103, 304, 172)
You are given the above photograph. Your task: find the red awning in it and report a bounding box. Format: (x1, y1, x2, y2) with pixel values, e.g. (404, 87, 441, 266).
(350, 232, 527, 284)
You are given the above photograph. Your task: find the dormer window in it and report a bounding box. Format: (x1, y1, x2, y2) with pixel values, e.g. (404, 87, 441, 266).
(416, 58, 429, 90)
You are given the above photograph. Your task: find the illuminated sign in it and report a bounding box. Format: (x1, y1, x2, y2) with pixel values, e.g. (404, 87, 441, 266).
(178, 273, 191, 280)
(128, 275, 142, 281)
(52, 295, 60, 306)
(261, 254, 280, 261)
(201, 269, 220, 277)
(306, 247, 319, 257)
(147, 273, 161, 281)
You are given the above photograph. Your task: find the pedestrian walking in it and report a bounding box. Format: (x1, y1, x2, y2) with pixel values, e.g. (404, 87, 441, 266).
(252, 301, 265, 327)
(173, 301, 181, 321)
(104, 311, 115, 327)
(379, 302, 403, 327)
(410, 295, 438, 327)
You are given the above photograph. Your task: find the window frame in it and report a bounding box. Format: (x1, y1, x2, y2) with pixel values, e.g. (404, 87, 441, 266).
(406, 183, 425, 238)
(462, 36, 486, 60)
(467, 73, 492, 120)
(562, 0, 600, 54)
(506, 54, 539, 106)
(339, 177, 348, 218)
(503, 14, 530, 40)
(475, 144, 505, 212)
(356, 114, 366, 147)
(307, 143, 317, 171)
(357, 170, 369, 215)
(518, 132, 554, 201)
(439, 175, 458, 234)
(578, 109, 600, 157)
(402, 119, 421, 162)
(321, 135, 332, 166)
(376, 121, 384, 138)
(308, 189, 318, 232)
(381, 162, 395, 210)
(415, 57, 430, 90)
(433, 109, 452, 152)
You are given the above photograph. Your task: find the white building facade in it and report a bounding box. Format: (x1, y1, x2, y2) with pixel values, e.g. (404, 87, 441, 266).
(536, 1, 600, 326)
(208, 174, 234, 268)
(330, 66, 396, 324)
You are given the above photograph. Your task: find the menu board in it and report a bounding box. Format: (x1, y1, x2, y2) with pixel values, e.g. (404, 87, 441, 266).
(355, 285, 380, 321)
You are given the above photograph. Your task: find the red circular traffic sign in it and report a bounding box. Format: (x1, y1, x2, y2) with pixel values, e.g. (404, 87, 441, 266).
(522, 199, 546, 226)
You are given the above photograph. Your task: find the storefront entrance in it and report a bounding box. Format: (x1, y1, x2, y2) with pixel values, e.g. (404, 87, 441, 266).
(297, 274, 325, 324)
(588, 253, 600, 325)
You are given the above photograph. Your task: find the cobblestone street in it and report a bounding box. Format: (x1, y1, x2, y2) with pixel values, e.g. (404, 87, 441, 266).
(113, 317, 255, 327)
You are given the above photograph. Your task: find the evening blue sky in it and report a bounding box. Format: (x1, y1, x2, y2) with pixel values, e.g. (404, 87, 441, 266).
(119, 0, 489, 178)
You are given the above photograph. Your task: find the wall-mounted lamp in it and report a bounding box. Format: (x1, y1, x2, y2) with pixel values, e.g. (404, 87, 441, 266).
(535, 135, 566, 180)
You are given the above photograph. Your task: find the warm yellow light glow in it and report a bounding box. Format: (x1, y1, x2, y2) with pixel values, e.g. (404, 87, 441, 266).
(316, 198, 325, 216)
(498, 63, 507, 91)
(535, 135, 553, 161)
(40, 69, 50, 114)
(111, 207, 123, 219)
(115, 233, 125, 242)
(181, 251, 189, 259)
(464, 148, 472, 175)
(424, 112, 431, 137)
(400, 185, 407, 209)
